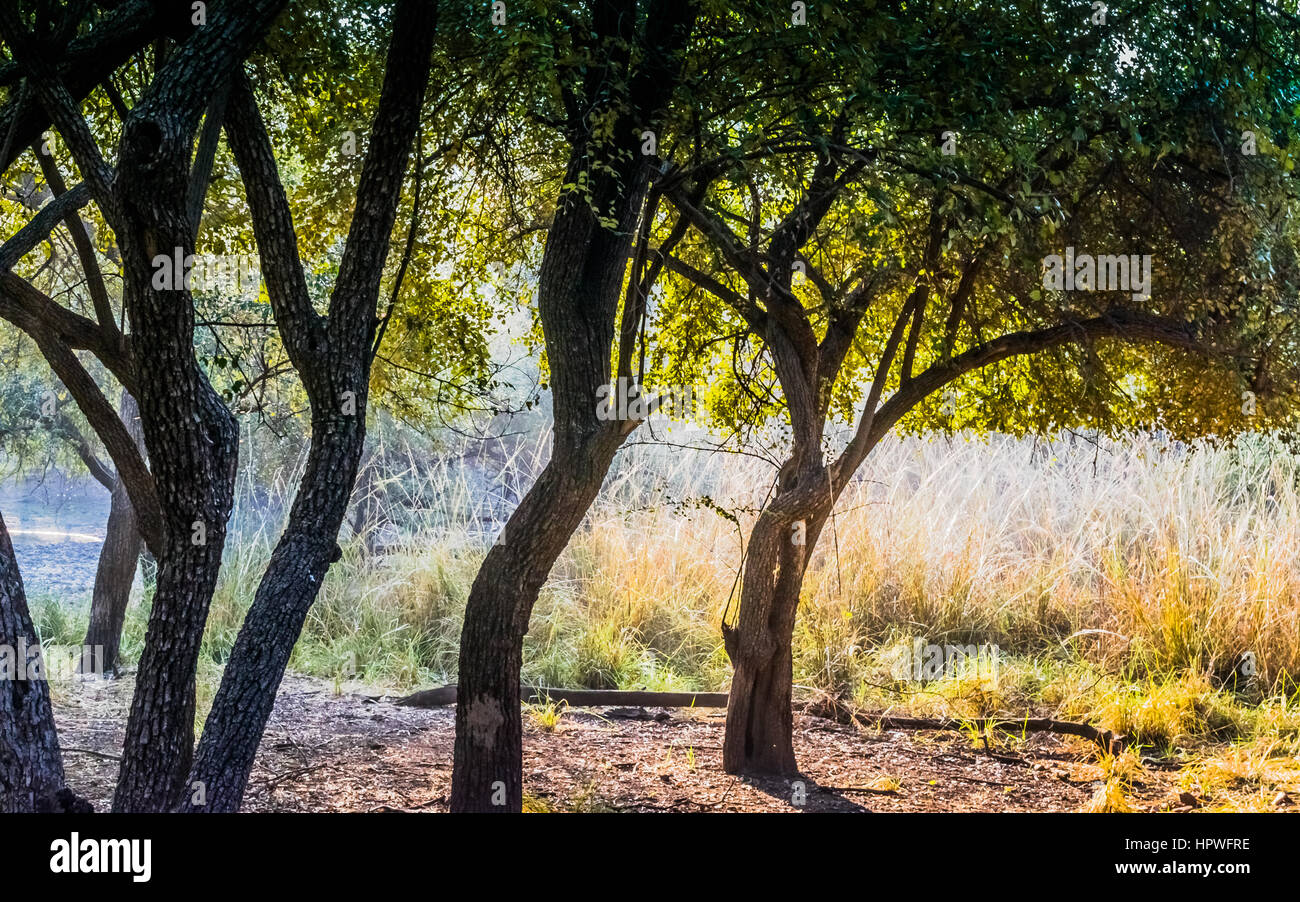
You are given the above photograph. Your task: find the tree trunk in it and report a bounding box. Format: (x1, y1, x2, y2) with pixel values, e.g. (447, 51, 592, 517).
(722, 512, 799, 775)
(104, 3, 295, 811)
(111, 503, 235, 812)
(6, 0, 289, 814)
(448, 166, 646, 813)
(0, 510, 87, 812)
(449, 124, 651, 815)
(722, 482, 831, 776)
(108, 176, 241, 813)
(183, 419, 364, 811)
(450, 455, 615, 812)
(180, 0, 436, 812)
(80, 391, 144, 677)
(107, 275, 239, 814)
(448, 0, 697, 813)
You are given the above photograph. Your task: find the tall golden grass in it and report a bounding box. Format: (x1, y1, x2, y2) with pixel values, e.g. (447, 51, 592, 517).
(176, 430, 1297, 708)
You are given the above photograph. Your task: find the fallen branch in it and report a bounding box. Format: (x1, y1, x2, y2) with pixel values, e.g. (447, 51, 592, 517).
(394, 684, 729, 709)
(61, 746, 122, 762)
(392, 686, 1124, 755)
(251, 762, 332, 794)
(803, 696, 1127, 756)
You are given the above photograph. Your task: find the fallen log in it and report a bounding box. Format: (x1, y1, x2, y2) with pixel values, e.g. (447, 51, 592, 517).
(394, 684, 730, 708)
(392, 686, 1126, 756)
(804, 696, 1128, 756)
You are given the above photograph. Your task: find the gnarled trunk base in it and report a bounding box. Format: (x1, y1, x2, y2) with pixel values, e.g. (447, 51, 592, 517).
(723, 628, 797, 776)
(721, 494, 830, 777)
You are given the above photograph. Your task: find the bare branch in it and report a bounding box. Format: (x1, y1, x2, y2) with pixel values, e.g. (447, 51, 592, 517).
(33, 149, 117, 338)
(833, 308, 1210, 490)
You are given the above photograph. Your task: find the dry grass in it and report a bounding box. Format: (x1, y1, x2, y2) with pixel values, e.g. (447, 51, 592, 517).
(33, 428, 1300, 807)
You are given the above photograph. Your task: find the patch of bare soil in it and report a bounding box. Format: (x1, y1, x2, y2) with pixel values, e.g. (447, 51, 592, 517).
(55, 674, 1184, 812)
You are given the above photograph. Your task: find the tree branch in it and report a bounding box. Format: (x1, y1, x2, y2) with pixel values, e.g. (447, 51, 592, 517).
(325, 0, 439, 365)
(0, 181, 92, 273)
(0, 0, 156, 175)
(53, 410, 115, 491)
(222, 71, 322, 372)
(833, 308, 1210, 490)
(0, 272, 135, 393)
(187, 80, 232, 236)
(32, 150, 117, 339)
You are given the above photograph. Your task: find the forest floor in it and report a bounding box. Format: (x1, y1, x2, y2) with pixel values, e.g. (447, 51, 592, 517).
(50, 673, 1222, 813)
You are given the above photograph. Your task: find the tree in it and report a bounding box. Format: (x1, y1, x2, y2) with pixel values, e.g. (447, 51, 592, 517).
(183, 0, 439, 812)
(0, 0, 293, 811)
(449, 0, 698, 812)
(77, 390, 146, 676)
(646, 1, 1300, 774)
(0, 0, 481, 813)
(0, 0, 1290, 816)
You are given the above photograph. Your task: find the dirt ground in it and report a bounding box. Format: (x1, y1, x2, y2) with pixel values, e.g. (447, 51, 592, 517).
(55, 674, 1193, 812)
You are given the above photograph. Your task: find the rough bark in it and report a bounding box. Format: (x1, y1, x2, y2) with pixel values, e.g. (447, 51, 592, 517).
(181, 426, 353, 811)
(0, 0, 288, 808)
(0, 510, 88, 812)
(182, 0, 437, 813)
(57, 0, 292, 813)
(104, 146, 241, 811)
(721, 488, 831, 776)
(79, 390, 145, 677)
(448, 151, 647, 812)
(722, 513, 798, 775)
(451, 453, 622, 811)
(0, 8, 233, 801)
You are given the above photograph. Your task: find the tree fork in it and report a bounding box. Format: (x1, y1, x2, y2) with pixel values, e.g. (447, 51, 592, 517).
(182, 0, 438, 813)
